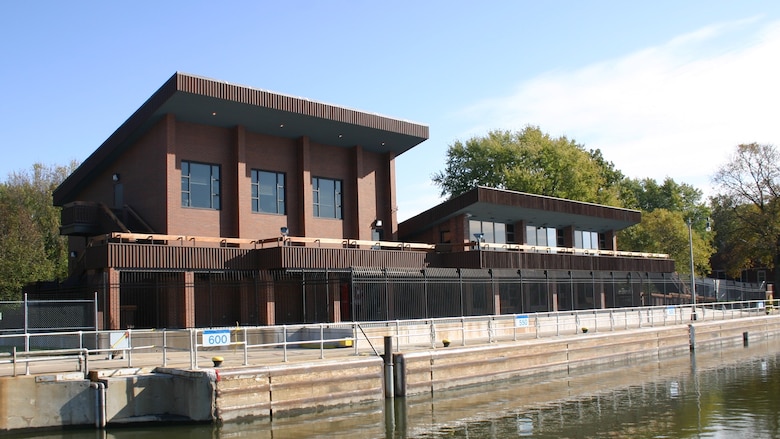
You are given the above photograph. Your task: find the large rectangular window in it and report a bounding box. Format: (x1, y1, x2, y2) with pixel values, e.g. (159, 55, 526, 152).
(469, 220, 508, 245)
(312, 177, 342, 219)
(574, 230, 599, 250)
(181, 161, 220, 209)
(251, 170, 285, 214)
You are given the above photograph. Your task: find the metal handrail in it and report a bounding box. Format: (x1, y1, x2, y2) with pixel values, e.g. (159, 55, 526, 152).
(0, 300, 773, 376)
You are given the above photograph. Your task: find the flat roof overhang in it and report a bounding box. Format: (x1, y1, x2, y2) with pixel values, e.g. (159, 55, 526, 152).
(399, 186, 642, 237)
(54, 72, 429, 205)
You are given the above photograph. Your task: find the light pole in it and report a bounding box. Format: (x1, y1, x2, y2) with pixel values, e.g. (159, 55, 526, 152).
(688, 218, 697, 320)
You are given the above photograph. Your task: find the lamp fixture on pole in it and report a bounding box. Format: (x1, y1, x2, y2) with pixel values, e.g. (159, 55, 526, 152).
(473, 232, 484, 250)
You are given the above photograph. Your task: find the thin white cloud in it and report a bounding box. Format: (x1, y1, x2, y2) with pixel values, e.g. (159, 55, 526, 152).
(458, 17, 780, 198)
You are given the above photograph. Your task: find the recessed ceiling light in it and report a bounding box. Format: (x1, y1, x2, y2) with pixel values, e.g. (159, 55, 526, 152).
(212, 112, 217, 116)
(338, 134, 343, 138)
(279, 124, 284, 128)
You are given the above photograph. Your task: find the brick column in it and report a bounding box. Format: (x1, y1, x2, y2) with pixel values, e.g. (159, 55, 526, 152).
(240, 281, 251, 325)
(329, 277, 342, 323)
(492, 273, 501, 315)
(297, 136, 312, 237)
(182, 271, 195, 328)
(107, 268, 121, 330)
(258, 270, 275, 325)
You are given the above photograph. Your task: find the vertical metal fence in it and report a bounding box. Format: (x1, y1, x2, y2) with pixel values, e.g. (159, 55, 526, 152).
(18, 269, 768, 330)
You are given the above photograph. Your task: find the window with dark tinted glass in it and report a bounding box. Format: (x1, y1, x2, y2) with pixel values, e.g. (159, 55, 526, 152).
(312, 177, 342, 219)
(251, 170, 285, 214)
(181, 161, 220, 209)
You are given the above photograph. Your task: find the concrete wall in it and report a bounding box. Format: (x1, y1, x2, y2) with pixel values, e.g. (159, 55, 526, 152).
(214, 357, 383, 422)
(0, 369, 215, 432)
(0, 372, 92, 431)
(393, 315, 780, 397)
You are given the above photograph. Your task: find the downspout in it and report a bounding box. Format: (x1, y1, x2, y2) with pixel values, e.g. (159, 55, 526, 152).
(89, 381, 106, 428)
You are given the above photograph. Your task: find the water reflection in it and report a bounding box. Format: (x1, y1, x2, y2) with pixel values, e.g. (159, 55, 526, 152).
(7, 339, 780, 438)
(407, 342, 780, 438)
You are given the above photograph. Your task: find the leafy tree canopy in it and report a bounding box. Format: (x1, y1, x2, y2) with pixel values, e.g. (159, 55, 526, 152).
(711, 143, 780, 286)
(433, 126, 715, 277)
(432, 126, 623, 205)
(0, 162, 77, 300)
(617, 208, 713, 277)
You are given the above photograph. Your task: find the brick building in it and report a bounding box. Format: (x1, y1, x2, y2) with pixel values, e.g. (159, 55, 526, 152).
(52, 73, 676, 330)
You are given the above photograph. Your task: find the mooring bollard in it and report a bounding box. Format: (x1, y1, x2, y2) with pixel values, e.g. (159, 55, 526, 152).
(743, 331, 749, 347)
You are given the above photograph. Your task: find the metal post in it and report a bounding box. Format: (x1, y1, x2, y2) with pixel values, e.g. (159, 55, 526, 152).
(383, 336, 394, 398)
(23, 293, 29, 353)
(190, 328, 197, 370)
(243, 327, 248, 366)
(689, 218, 698, 320)
(163, 330, 168, 367)
(94, 291, 99, 352)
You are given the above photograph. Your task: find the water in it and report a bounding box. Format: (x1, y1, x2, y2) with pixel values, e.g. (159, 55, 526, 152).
(8, 339, 780, 438)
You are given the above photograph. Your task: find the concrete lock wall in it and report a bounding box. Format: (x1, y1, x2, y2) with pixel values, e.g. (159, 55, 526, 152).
(393, 315, 780, 397)
(101, 369, 215, 424)
(0, 373, 93, 431)
(0, 369, 215, 432)
(214, 357, 384, 422)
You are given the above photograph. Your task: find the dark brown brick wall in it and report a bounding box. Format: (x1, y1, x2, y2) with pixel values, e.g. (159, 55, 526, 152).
(82, 117, 398, 241)
(75, 117, 169, 232)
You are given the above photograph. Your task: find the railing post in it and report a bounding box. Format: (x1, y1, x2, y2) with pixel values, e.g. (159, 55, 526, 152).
(94, 291, 99, 351)
(353, 323, 359, 355)
(610, 310, 614, 332)
(430, 321, 436, 349)
(126, 328, 132, 367)
(556, 313, 560, 337)
(575, 313, 580, 335)
(24, 333, 30, 375)
(320, 324, 325, 360)
(23, 293, 29, 353)
(190, 328, 196, 370)
(283, 325, 288, 362)
(163, 330, 168, 367)
(395, 320, 401, 352)
(535, 315, 540, 339)
(461, 317, 466, 346)
(243, 327, 248, 366)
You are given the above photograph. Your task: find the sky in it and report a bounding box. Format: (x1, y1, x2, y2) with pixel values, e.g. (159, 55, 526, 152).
(2, 1, 780, 221)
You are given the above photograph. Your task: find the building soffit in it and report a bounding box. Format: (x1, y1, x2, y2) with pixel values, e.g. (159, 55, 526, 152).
(53, 72, 429, 206)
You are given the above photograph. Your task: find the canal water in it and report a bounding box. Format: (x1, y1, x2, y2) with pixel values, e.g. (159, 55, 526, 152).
(9, 338, 780, 438)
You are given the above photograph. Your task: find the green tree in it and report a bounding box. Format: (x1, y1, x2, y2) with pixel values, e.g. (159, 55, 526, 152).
(711, 143, 780, 286)
(432, 126, 715, 276)
(618, 209, 713, 277)
(619, 177, 706, 215)
(432, 126, 622, 205)
(0, 162, 77, 300)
